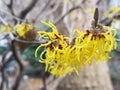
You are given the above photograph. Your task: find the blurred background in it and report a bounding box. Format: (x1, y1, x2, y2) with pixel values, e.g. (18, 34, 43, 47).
(0, 0, 120, 90)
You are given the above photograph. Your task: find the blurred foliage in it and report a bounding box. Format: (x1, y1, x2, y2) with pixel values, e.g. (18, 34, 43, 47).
(0, 45, 8, 54)
(110, 19, 120, 57)
(23, 44, 45, 67)
(36, 22, 52, 32)
(22, 44, 46, 76)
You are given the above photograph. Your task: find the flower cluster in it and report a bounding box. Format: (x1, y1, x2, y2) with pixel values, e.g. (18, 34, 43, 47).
(35, 22, 73, 76)
(1, 23, 33, 39)
(1, 25, 13, 33)
(35, 21, 117, 76)
(1, 23, 37, 51)
(16, 23, 33, 38)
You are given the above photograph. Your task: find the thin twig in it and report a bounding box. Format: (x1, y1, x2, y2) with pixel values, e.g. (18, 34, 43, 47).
(0, 50, 10, 90)
(55, 6, 81, 25)
(19, 0, 38, 19)
(1, 53, 13, 71)
(0, 34, 9, 41)
(41, 5, 82, 32)
(2, 0, 14, 15)
(0, 52, 13, 90)
(100, 17, 113, 26)
(0, 9, 23, 22)
(15, 38, 47, 44)
(100, 8, 120, 25)
(0, 16, 8, 25)
(38, 1, 60, 20)
(96, 0, 102, 5)
(33, 0, 51, 22)
(62, 0, 70, 31)
(1, 0, 18, 23)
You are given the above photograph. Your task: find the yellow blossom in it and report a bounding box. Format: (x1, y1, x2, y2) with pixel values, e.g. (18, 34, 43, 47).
(104, 7, 120, 18)
(104, 12, 112, 18)
(16, 23, 33, 38)
(35, 22, 73, 76)
(110, 7, 120, 13)
(89, 9, 94, 15)
(73, 26, 116, 65)
(37, 21, 69, 40)
(35, 21, 117, 76)
(1, 25, 13, 33)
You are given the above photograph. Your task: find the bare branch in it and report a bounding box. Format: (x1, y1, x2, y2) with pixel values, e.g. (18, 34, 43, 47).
(0, 16, 8, 25)
(100, 9, 120, 25)
(19, 0, 38, 19)
(61, 0, 76, 38)
(39, 1, 60, 20)
(1, 0, 18, 23)
(14, 38, 47, 44)
(0, 50, 11, 90)
(0, 34, 9, 41)
(55, 6, 81, 24)
(7, 0, 14, 15)
(33, 0, 51, 22)
(44, 6, 82, 32)
(2, 0, 14, 15)
(96, 0, 102, 5)
(1, 53, 13, 69)
(100, 17, 113, 26)
(0, 9, 23, 23)
(11, 40, 24, 90)
(62, 0, 70, 31)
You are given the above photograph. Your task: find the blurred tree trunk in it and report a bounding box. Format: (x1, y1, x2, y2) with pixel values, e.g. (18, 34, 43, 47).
(55, 0, 114, 90)
(57, 63, 113, 90)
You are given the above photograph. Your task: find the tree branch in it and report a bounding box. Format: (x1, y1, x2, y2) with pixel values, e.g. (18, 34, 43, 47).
(96, 0, 102, 5)
(7, 0, 14, 15)
(55, 6, 81, 25)
(19, 0, 38, 19)
(2, 0, 14, 15)
(0, 16, 8, 25)
(15, 38, 47, 44)
(11, 40, 24, 90)
(33, 0, 51, 23)
(0, 50, 11, 90)
(39, 1, 60, 20)
(100, 17, 113, 26)
(0, 9, 23, 23)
